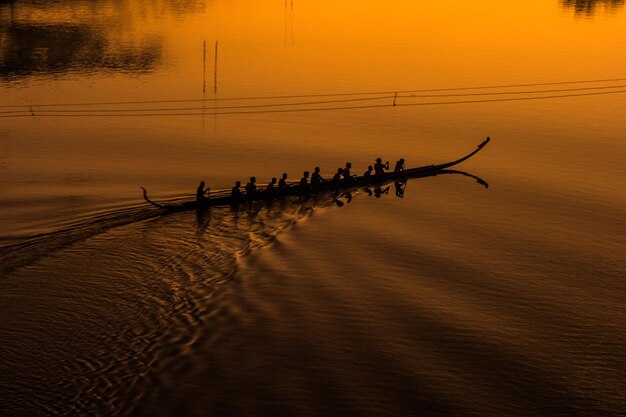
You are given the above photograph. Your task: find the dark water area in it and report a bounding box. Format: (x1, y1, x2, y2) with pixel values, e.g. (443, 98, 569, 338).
(0, 21, 161, 78)
(561, 0, 625, 15)
(1, 174, 624, 417)
(1, 1, 626, 416)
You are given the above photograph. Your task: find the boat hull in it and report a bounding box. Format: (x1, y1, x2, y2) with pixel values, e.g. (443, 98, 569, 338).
(142, 137, 491, 211)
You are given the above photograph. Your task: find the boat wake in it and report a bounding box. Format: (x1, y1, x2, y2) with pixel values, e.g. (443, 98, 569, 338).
(0, 169, 489, 417)
(0, 191, 349, 417)
(0, 169, 488, 276)
(0, 203, 162, 275)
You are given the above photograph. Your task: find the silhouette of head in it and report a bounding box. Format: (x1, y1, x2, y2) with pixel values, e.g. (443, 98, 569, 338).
(235, 181, 241, 187)
(337, 168, 343, 173)
(303, 171, 309, 178)
(282, 173, 288, 179)
(368, 165, 373, 171)
(271, 177, 277, 183)
(345, 162, 352, 169)
(314, 167, 320, 173)
(376, 157, 382, 163)
(250, 176, 256, 183)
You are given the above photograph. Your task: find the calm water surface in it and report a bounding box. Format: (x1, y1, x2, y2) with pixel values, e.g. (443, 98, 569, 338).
(1, 1, 625, 416)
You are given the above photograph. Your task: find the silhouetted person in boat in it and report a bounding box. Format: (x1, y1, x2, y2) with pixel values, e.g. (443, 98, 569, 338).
(394, 158, 406, 175)
(278, 173, 289, 197)
(311, 167, 324, 192)
(245, 176, 257, 202)
(332, 168, 343, 187)
(363, 165, 373, 177)
(197, 181, 210, 204)
(231, 180, 243, 204)
(394, 181, 406, 198)
(266, 177, 277, 200)
(343, 162, 354, 183)
(374, 158, 389, 176)
(299, 171, 310, 195)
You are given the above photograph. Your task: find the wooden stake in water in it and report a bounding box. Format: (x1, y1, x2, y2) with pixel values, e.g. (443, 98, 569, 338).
(214, 41, 219, 94)
(203, 41, 206, 95)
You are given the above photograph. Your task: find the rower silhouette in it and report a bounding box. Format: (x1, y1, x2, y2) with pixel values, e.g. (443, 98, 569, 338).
(266, 177, 277, 200)
(394, 158, 406, 174)
(300, 171, 310, 196)
(374, 158, 389, 176)
(343, 162, 353, 183)
(278, 173, 289, 197)
(231, 180, 243, 205)
(245, 177, 257, 202)
(196, 181, 210, 204)
(332, 168, 343, 188)
(311, 167, 324, 193)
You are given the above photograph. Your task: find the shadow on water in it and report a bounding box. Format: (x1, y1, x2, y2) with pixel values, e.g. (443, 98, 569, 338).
(189, 168, 489, 248)
(561, 0, 625, 15)
(0, 0, 206, 79)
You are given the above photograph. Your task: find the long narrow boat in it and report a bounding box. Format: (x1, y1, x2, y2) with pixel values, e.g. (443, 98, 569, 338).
(142, 136, 490, 211)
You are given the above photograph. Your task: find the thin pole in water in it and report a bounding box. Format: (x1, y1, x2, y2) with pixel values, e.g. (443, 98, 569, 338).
(202, 40, 207, 124)
(214, 41, 219, 94)
(203, 40, 206, 95)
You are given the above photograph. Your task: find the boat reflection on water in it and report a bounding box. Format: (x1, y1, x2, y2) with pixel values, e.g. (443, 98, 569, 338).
(196, 168, 489, 233)
(360, 169, 488, 202)
(360, 169, 487, 202)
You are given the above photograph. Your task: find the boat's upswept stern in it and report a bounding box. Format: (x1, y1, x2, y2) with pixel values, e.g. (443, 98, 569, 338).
(141, 187, 168, 209)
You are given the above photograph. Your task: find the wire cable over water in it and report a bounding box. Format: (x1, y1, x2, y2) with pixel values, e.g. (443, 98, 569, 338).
(2, 77, 625, 117)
